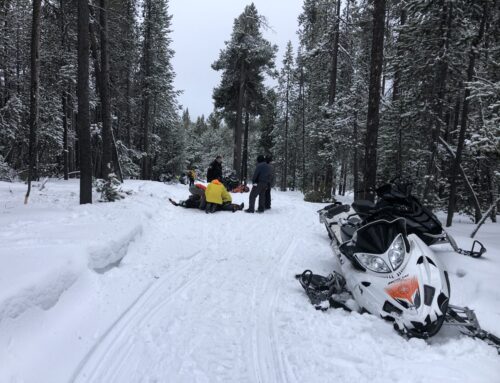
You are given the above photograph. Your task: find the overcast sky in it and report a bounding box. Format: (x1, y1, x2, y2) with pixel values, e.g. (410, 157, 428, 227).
(169, 0, 304, 119)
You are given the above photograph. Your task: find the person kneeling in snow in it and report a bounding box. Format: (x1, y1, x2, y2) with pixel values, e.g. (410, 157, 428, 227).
(205, 179, 244, 214)
(169, 183, 206, 209)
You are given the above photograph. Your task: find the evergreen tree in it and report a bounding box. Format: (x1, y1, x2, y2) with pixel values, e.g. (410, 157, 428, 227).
(212, 3, 276, 179)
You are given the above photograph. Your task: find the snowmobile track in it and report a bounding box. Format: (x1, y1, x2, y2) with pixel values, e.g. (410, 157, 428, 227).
(251, 238, 299, 383)
(71, 250, 209, 383)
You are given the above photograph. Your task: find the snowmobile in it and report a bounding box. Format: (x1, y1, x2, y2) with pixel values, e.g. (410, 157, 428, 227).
(295, 202, 500, 351)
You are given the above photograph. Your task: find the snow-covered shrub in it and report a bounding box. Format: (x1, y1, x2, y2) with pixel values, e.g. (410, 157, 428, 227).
(0, 155, 16, 181)
(94, 173, 125, 202)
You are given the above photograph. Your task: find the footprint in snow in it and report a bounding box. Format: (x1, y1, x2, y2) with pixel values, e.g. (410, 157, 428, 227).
(456, 268, 467, 278)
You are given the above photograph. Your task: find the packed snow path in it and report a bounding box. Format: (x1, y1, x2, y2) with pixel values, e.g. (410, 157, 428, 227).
(1, 181, 499, 383)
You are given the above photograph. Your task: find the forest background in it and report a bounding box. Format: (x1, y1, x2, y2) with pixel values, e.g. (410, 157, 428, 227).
(0, 0, 498, 225)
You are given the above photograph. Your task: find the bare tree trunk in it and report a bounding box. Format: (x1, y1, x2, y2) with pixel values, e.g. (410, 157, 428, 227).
(99, 0, 112, 180)
(487, 168, 497, 223)
(362, 0, 386, 201)
(328, 0, 341, 106)
(392, 8, 406, 178)
(446, 0, 488, 226)
(88, 5, 101, 104)
(62, 94, 69, 180)
(25, 0, 41, 204)
(353, 111, 359, 201)
(423, 0, 452, 201)
(342, 160, 348, 196)
(125, 0, 133, 147)
(60, 0, 69, 181)
(234, 60, 246, 178)
(300, 65, 306, 192)
(78, 0, 92, 204)
(471, 197, 500, 239)
(141, 0, 152, 180)
(282, 71, 290, 192)
(241, 107, 249, 184)
(439, 137, 481, 220)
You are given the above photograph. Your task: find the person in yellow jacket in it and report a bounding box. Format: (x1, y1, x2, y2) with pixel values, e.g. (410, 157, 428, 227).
(205, 179, 244, 213)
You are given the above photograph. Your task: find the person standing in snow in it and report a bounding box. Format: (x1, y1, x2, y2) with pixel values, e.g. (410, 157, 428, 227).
(206, 155, 223, 183)
(264, 155, 274, 210)
(245, 155, 272, 213)
(187, 169, 196, 187)
(205, 179, 244, 213)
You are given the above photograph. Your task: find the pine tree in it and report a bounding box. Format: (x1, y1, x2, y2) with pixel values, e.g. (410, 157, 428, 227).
(212, 3, 276, 179)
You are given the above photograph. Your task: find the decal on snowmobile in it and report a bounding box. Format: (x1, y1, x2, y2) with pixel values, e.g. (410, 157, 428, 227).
(385, 277, 420, 308)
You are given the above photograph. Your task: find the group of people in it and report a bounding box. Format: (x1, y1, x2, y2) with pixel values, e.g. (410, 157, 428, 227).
(169, 154, 274, 214)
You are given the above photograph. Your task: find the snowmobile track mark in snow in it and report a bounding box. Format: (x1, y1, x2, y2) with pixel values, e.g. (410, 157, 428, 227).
(71, 250, 209, 383)
(251, 239, 299, 383)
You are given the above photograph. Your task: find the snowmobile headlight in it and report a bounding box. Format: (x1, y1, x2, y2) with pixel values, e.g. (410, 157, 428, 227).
(356, 253, 391, 273)
(388, 235, 406, 271)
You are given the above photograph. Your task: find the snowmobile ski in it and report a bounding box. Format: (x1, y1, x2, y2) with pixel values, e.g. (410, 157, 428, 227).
(445, 305, 500, 353)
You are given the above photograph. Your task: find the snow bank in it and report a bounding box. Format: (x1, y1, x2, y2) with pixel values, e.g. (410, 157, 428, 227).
(0, 180, 157, 322)
(0, 246, 84, 320)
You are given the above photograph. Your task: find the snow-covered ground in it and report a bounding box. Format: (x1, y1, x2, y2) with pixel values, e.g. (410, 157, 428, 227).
(0, 179, 499, 383)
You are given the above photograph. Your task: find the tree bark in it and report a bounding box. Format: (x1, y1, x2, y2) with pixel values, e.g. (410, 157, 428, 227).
(234, 60, 246, 178)
(141, 0, 152, 180)
(62, 94, 69, 180)
(439, 137, 482, 222)
(78, 0, 92, 204)
(446, 0, 488, 226)
(362, 0, 386, 201)
(242, 107, 249, 184)
(300, 65, 306, 192)
(88, 5, 101, 102)
(423, 0, 452, 201)
(353, 111, 359, 201)
(471, 197, 500, 239)
(60, 0, 69, 181)
(282, 70, 290, 191)
(392, 8, 406, 178)
(99, 0, 112, 180)
(25, 0, 42, 204)
(328, 0, 341, 106)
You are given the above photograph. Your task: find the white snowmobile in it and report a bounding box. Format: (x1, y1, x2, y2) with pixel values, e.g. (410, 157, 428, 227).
(296, 203, 500, 351)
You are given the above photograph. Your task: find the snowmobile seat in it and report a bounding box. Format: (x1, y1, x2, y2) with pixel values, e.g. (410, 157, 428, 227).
(352, 200, 376, 217)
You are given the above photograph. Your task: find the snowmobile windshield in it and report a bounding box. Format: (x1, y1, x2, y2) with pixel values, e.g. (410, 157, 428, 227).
(354, 218, 408, 255)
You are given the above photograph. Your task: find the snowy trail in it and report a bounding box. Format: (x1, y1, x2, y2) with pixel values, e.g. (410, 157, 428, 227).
(1, 181, 500, 383)
(71, 188, 308, 382)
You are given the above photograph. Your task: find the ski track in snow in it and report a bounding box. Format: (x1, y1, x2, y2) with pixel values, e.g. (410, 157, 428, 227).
(250, 238, 298, 383)
(72, 249, 212, 382)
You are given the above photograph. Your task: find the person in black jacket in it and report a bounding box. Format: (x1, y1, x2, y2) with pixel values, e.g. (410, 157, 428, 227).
(246, 155, 272, 213)
(207, 155, 223, 182)
(264, 155, 274, 210)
